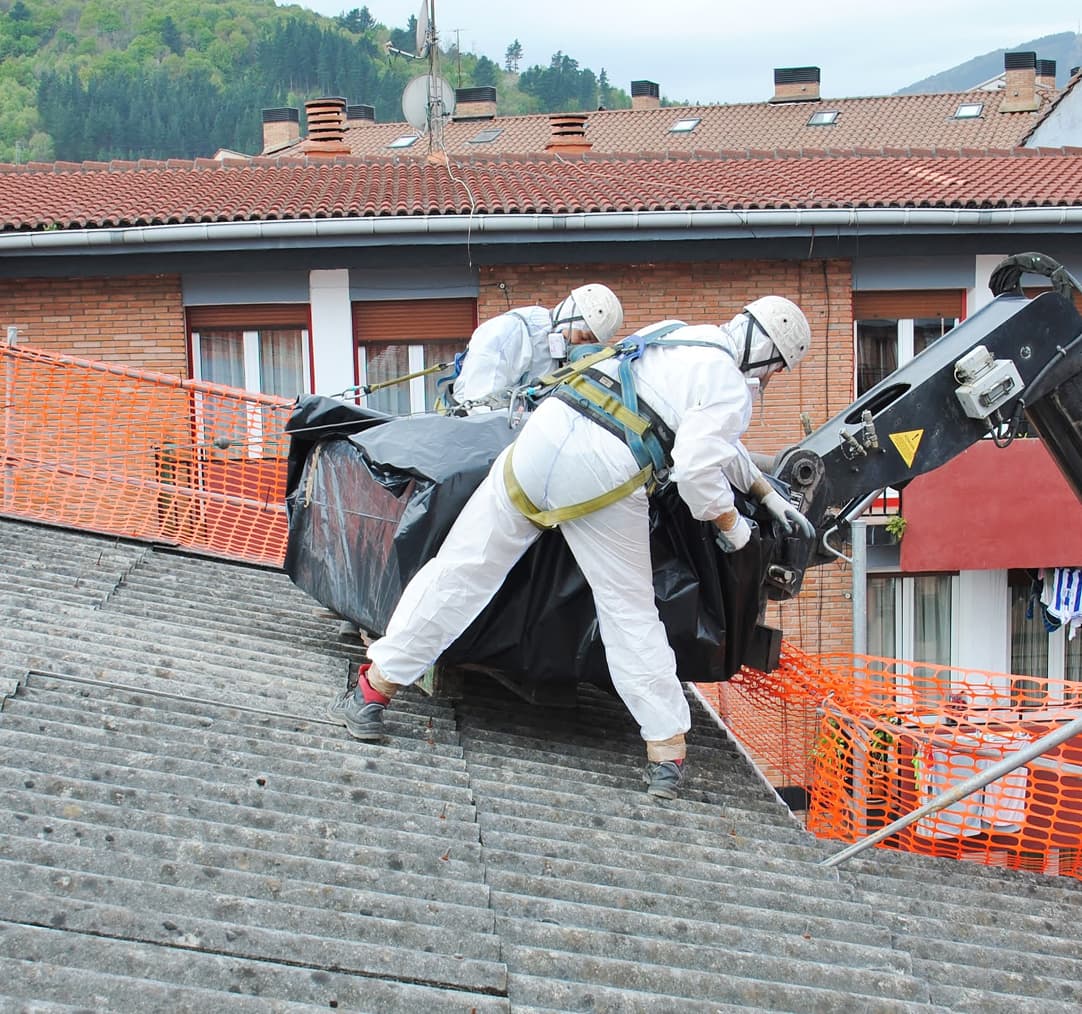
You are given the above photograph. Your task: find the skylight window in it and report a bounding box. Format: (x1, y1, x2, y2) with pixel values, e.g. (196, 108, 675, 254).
(468, 128, 503, 144)
(954, 102, 984, 119)
(388, 135, 419, 149)
(669, 117, 701, 133)
(807, 110, 839, 126)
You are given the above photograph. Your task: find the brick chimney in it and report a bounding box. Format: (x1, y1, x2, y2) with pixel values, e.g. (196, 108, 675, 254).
(261, 107, 300, 153)
(298, 97, 352, 158)
(770, 67, 821, 103)
(1001, 52, 1039, 112)
(545, 113, 591, 153)
(453, 86, 497, 120)
(631, 80, 660, 111)
(346, 104, 376, 123)
(1036, 59, 1057, 90)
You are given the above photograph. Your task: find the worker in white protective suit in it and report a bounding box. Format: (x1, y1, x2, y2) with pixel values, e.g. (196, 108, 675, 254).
(329, 295, 814, 800)
(447, 284, 624, 413)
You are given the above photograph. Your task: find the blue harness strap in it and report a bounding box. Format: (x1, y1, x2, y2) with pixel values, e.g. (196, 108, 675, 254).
(549, 322, 725, 477)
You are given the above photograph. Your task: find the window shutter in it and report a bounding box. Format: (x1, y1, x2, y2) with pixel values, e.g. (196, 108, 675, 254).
(187, 304, 310, 329)
(352, 299, 476, 343)
(852, 290, 964, 321)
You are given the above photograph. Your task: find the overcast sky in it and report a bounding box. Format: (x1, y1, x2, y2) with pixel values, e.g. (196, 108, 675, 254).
(294, 0, 1077, 105)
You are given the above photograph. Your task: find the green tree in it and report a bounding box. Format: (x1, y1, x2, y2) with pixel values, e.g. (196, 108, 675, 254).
(472, 54, 498, 87)
(504, 38, 522, 72)
(336, 7, 374, 34)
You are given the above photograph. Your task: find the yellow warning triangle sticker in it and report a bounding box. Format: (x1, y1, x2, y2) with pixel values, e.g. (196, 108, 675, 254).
(890, 429, 924, 468)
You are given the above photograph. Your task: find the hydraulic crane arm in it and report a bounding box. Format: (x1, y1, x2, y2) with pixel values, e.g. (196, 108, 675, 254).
(767, 253, 1082, 599)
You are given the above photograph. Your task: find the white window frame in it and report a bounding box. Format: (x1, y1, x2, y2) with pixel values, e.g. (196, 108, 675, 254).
(191, 327, 312, 395)
(191, 326, 311, 458)
(869, 572, 960, 710)
(355, 341, 445, 415)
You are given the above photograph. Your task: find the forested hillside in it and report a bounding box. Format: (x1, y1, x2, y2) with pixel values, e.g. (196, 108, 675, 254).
(0, 0, 630, 163)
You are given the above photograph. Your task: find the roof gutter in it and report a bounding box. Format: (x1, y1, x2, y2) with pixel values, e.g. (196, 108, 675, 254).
(3, 206, 1082, 255)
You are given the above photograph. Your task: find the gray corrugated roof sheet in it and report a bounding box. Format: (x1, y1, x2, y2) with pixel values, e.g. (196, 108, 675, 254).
(2, 516, 1082, 1011)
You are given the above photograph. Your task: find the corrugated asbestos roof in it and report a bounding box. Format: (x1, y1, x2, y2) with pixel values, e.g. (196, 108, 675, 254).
(3, 149, 1082, 232)
(3, 514, 1082, 1011)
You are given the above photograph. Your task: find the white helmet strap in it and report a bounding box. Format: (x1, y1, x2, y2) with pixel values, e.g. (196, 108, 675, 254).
(739, 311, 785, 373)
(552, 296, 587, 334)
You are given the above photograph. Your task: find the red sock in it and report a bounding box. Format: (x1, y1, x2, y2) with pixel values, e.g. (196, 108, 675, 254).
(356, 662, 390, 706)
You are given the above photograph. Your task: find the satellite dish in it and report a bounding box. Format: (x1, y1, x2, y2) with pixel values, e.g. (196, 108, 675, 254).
(415, 1, 430, 56)
(402, 74, 455, 133)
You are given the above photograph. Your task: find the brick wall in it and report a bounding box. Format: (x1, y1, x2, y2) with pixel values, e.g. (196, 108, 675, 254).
(0, 275, 187, 375)
(480, 257, 857, 655)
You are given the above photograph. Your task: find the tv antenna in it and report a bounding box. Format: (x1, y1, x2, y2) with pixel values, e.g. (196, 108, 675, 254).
(390, 1, 455, 152)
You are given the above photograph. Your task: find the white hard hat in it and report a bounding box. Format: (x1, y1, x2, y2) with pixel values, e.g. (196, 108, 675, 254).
(744, 296, 811, 370)
(552, 283, 624, 343)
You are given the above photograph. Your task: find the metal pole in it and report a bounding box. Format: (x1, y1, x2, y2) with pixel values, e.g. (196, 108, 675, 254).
(851, 517, 867, 656)
(2, 327, 17, 512)
(820, 713, 1082, 867)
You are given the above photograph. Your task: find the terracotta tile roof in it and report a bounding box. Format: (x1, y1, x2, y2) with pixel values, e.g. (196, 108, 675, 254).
(3, 149, 1082, 232)
(318, 87, 1057, 160)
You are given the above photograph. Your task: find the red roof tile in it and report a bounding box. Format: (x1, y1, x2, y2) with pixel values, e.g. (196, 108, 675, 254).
(309, 87, 1057, 161)
(2, 149, 1082, 232)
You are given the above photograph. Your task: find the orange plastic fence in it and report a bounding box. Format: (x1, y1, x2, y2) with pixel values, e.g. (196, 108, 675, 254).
(1, 342, 291, 566)
(706, 645, 1082, 880)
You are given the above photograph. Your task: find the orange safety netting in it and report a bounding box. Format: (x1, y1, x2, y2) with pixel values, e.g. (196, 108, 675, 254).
(704, 645, 1082, 879)
(0, 342, 291, 566)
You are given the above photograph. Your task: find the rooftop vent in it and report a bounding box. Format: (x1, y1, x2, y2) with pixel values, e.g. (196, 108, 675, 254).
(631, 80, 660, 111)
(261, 107, 300, 153)
(545, 112, 592, 153)
(771, 67, 821, 103)
(1036, 59, 1057, 90)
(346, 104, 376, 122)
(453, 86, 497, 121)
(1001, 52, 1039, 112)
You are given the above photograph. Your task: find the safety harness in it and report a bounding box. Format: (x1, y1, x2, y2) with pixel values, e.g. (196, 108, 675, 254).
(503, 323, 729, 528)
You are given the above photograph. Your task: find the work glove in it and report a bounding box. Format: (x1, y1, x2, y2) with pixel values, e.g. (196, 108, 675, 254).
(760, 489, 816, 540)
(713, 512, 752, 553)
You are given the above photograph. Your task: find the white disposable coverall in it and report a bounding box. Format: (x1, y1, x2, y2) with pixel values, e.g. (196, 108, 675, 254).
(368, 320, 768, 744)
(451, 306, 555, 408)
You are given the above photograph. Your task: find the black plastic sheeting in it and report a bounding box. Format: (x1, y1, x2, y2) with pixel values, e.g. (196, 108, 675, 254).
(284, 395, 778, 691)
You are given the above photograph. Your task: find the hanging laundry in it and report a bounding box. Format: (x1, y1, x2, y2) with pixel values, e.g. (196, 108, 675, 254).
(1041, 567, 1082, 639)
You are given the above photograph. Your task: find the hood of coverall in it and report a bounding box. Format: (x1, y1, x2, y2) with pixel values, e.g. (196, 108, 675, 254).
(715, 312, 786, 384)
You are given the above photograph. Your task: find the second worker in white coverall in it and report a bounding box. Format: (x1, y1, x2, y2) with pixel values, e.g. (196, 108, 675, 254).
(447, 284, 623, 413)
(329, 295, 815, 800)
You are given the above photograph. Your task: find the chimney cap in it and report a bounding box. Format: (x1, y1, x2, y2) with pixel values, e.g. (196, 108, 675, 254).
(774, 66, 820, 85)
(1036, 59, 1057, 76)
(262, 107, 300, 123)
(631, 80, 660, 98)
(346, 104, 375, 121)
(1004, 51, 1036, 70)
(455, 86, 496, 103)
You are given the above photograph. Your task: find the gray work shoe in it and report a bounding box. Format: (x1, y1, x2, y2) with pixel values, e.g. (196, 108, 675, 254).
(327, 687, 385, 741)
(644, 760, 685, 799)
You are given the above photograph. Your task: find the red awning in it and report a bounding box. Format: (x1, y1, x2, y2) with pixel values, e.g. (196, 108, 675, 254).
(899, 439, 1082, 571)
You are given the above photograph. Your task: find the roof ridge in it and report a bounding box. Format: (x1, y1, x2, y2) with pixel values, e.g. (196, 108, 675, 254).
(4, 144, 1082, 180)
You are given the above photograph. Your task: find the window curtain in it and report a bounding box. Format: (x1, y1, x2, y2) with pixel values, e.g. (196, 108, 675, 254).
(198, 330, 244, 388)
(912, 574, 952, 699)
(259, 328, 305, 398)
(363, 345, 413, 415)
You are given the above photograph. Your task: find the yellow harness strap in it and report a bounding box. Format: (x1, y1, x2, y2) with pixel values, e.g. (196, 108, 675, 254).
(502, 447, 653, 529)
(534, 346, 617, 389)
(561, 373, 652, 437)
